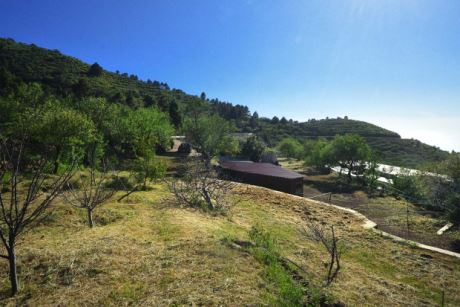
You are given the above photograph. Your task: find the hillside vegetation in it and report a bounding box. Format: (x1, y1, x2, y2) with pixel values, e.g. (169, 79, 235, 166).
(0, 183, 458, 306)
(0, 38, 449, 168)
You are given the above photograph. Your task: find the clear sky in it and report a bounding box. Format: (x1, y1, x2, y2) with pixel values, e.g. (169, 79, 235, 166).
(1, 0, 459, 151)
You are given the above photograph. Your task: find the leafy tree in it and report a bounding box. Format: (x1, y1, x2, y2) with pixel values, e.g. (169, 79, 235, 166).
(143, 94, 156, 107)
(0, 68, 21, 96)
(35, 101, 97, 173)
(200, 91, 207, 100)
(363, 154, 380, 193)
(168, 100, 182, 128)
(118, 107, 173, 158)
(117, 153, 167, 202)
(157, 92, 172, 112)
(280, 117, 288, 125)
(423, 154, 460, 224)
(125, 90, 142, 108)
(87, 62, 103, 77)
(304, 138, 330, 168)
(241, 135, 266, 162)
(72, 78, 90, 98)
(183, 114, 236, 164)
(278, 137, 303, 159)
(323, 134, 372, 182)
(271, 116, 280, 124)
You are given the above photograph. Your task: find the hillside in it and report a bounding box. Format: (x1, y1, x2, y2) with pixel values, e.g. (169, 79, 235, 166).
(0, 183, 458, 306)
(0, 38, 449, 168)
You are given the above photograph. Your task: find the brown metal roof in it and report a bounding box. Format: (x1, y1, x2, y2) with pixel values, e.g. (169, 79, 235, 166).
(220, 161, 303, 179)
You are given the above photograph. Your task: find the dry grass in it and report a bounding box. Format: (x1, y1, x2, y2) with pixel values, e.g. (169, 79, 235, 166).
(0, 183, 459, 306)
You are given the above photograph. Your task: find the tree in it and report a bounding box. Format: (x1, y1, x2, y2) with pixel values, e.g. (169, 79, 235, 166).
(169, 159, 234, 212)
(157, 92, 172, 112)
(0, 85, 97, 173)
(241, 135, 266, 162)
(182, 114, 236, 164)
(200, 92, 207, 100)
(324, 134, 372, 182)
(72, 78, 90, 98)
(0, 68, 21, 96)
(421, 154, 460, 224)
(64, 159, 116, 228)
(117, 154, 167, 202)
(0, 139, 75, 295)
(271, 116, 279, 124)
(143, 94, 156, 108)
(87, 62, 103, 77)
(168, 100, 182, 129)
(305, 222, 342, 286)
(278, 137, 303, 159)
(304, 138, 330, 169)
(280, 117, 288, 125)
(117, 107, 173, 158)
(250, 112, 259, 129)
(35, 101, 97, 173)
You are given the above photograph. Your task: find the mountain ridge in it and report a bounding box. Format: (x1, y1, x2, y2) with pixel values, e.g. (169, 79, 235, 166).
(0, 37, 449, 168)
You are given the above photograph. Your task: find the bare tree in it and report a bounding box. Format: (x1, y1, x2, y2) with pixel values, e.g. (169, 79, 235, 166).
(64, 161, 116, 228)
(169, 159, 235, 212)
(305, 223, 342, 286)
(0, 139, 74, 295)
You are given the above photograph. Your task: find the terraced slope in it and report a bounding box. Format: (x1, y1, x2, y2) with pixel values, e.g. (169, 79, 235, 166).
(0, 38, 450, 168)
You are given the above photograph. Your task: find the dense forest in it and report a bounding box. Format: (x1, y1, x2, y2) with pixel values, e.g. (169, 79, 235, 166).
(0, 38, 449, 168)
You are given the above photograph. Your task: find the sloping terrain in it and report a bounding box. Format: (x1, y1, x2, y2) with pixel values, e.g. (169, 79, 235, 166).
(0, 38, 449, 168)
(0, 183, 459, 306)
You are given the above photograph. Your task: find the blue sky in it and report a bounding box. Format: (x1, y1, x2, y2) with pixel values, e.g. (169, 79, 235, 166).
(1, 0, 459, 151)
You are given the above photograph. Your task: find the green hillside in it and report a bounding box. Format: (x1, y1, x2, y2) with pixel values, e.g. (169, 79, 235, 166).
(0, 38, 449, 168)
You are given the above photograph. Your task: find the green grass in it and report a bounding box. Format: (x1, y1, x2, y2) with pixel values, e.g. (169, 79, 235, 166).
(248, 226, 306, 306)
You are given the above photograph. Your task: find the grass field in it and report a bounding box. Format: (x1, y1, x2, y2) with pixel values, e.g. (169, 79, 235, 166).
(0, 181, 459, 306)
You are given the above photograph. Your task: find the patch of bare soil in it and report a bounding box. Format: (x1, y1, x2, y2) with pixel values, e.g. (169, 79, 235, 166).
(301, 175, 460, 252)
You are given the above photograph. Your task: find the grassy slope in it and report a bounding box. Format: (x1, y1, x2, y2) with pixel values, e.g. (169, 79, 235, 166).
(1, 183, 459, 306)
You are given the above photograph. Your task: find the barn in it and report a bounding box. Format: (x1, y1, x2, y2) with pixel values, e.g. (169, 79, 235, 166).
(219, 161, 304, 196)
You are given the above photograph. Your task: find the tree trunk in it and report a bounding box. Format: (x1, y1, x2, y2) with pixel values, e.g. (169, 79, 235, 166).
(201, 186, 213, 209)
(347, 161, 354, 183)
(7, 245, 19, 296)
(53, 146, 62, 174)
(87, 209, 94, 228)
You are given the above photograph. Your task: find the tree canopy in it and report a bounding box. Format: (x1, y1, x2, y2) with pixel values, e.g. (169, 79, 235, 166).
(183, 114, 236, 163)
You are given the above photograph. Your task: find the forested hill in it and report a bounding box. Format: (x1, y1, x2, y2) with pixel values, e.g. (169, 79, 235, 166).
(0, 38, 449, 168)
